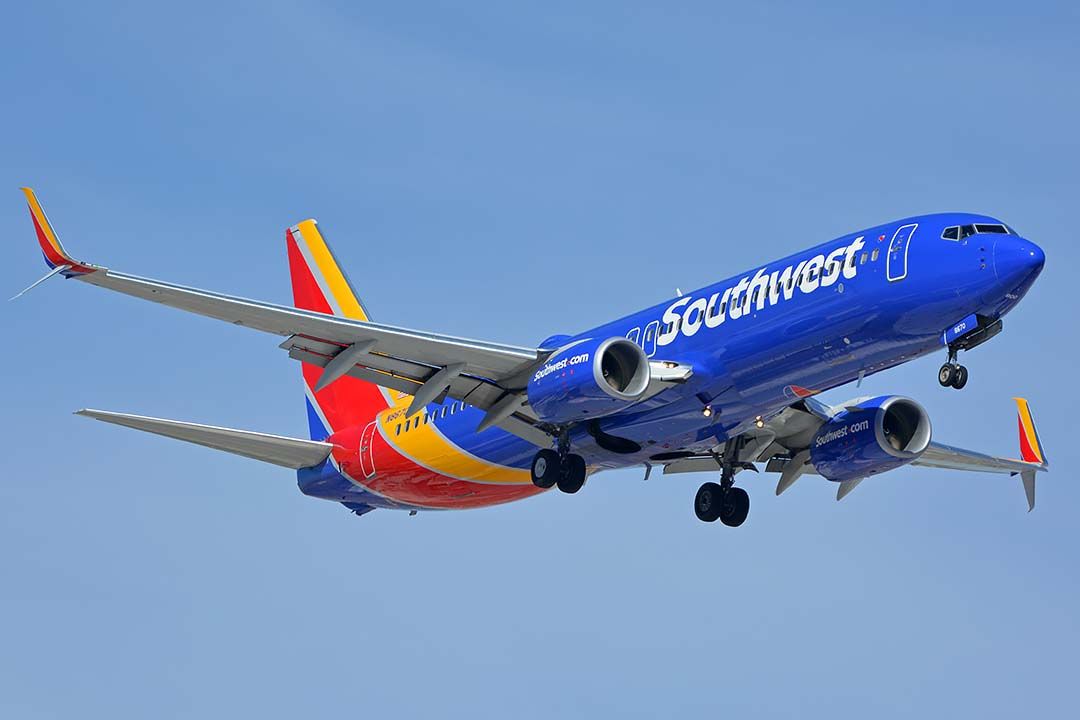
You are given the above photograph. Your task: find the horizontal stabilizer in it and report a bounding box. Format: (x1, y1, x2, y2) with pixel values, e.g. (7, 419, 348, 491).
(76, 409, 334, 469)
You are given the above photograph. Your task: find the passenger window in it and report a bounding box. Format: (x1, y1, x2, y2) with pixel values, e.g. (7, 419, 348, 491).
(395, 424, 401, 436)
(413, 417, 420, 429)
(941, 226, 959, 240)
(860, 252, 867, 265)
(440, 407, 447, 418)
(871, 248, 880, 262)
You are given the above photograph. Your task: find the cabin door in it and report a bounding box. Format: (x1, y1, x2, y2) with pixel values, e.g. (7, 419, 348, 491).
(886, 223, 918, 282)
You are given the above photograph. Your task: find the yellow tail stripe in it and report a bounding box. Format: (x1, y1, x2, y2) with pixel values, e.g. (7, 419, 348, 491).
(294, 220, 367, 321)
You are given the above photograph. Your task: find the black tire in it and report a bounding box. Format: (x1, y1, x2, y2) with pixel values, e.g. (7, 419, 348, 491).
(719, 487, 750, 527)
(938, 363, 956, 387)
(531, 449, 561, 489)
(951, 364, 969, 390)
(694, 482, 724, 522)
(557, 454, 587, 494)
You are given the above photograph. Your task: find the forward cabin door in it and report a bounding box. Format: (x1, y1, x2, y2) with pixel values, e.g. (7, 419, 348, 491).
(886, 223, 918, 281)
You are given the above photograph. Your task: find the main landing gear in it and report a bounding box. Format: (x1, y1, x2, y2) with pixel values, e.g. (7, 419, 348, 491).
(531, 431, 587, 494)
(694, 438, 751, 527)
(938, 349, 968, 390)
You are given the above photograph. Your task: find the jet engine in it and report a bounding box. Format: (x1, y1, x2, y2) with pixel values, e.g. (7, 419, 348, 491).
(527, 337, 651, 424)
(809, 396, 932, 482)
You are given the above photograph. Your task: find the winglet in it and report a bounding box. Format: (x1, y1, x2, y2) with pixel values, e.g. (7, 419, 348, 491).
(1014, 397, 1047, 467)
(20, 188, 101, 276)
(1014, 398, 1047, 512)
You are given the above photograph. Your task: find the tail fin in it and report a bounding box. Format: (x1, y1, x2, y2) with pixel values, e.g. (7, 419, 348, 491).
(285, 220, 390, 440)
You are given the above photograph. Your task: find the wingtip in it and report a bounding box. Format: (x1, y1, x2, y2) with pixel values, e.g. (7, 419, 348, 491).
(21, 188, 101, 276)
(1014, 397, 1048, 467)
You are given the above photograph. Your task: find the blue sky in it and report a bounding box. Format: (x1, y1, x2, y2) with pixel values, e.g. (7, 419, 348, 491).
(3, 2, 1078, 717)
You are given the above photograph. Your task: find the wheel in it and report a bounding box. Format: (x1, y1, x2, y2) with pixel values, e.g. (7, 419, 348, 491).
(556, 454, 587, 494)
(938, 363, 956, 387)
(951, 364, 968, 390)
(719, 487, 750, 527)
(694, 482, 723, 522)
(531, 449, 561, 489)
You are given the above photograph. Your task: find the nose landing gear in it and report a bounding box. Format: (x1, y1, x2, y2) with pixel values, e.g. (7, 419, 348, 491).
(938, 349, 968, 390)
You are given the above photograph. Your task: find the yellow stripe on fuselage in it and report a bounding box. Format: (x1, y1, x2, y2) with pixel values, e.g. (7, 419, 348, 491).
(378, 402, 531, 485)
(294, 219, 368, 321)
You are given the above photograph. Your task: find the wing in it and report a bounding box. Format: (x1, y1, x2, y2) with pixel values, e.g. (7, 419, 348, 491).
(661, 396, 1048, 510)
(913, 398, 1048, 510)
(21, 189, 688, 445)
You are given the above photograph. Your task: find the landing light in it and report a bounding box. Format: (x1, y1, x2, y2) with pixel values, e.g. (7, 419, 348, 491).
(754, 416, 765, 428)
(702, 405, 713, 418)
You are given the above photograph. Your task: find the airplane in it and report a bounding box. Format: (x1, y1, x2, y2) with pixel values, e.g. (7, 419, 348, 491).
(17, 188, 1049, 526)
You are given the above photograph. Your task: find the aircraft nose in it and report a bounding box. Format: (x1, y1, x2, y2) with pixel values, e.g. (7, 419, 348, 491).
(993, 236, 1045, 290)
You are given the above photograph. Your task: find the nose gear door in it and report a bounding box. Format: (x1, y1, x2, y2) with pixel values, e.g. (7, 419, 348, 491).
(887, 223, 918, 282)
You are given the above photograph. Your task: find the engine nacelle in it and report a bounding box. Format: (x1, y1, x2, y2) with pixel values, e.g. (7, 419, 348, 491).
(527, 337, 651, 424)
(809, 396, 932, 482)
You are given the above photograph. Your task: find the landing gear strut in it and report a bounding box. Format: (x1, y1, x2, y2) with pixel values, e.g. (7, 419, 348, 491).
(694, 438, 751, 527)
(531, 429, 587, 494)
(938, 349, 968, 390)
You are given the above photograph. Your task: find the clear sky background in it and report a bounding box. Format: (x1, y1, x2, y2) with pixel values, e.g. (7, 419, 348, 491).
(3, 2, 1078, 717)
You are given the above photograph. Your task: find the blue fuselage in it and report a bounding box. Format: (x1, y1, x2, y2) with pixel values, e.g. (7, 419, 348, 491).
(435, 212, 1045, 474)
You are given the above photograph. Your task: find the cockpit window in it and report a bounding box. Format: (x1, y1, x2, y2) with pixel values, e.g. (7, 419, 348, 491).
(945, 223, 1013, 240)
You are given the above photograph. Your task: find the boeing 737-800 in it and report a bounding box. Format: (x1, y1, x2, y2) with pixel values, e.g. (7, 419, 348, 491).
(18, 188, 1048, 525)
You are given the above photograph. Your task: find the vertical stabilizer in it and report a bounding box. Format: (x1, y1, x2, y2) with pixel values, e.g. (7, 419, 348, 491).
(285, 220, 390, 439)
